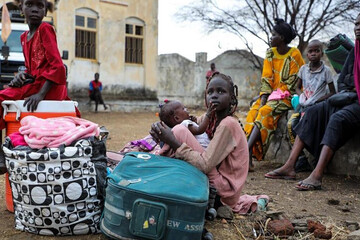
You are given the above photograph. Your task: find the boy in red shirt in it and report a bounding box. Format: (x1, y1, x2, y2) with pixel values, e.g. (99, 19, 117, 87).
(89, 73, 107, 112)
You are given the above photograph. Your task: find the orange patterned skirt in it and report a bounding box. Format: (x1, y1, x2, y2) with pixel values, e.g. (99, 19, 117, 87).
(244, 97, 292, 160)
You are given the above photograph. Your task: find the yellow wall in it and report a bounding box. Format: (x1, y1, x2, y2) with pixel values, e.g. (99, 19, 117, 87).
(52, 0, 158, 95)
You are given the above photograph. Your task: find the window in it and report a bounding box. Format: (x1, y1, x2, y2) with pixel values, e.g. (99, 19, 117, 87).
(125, 18, 144, 64)
(126, 24, 133, 34)
(75, 8, 98, 60)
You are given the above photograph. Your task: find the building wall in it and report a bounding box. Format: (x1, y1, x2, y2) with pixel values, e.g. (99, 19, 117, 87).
(52, 0, 158, 99)
(157, 51, 262, 108)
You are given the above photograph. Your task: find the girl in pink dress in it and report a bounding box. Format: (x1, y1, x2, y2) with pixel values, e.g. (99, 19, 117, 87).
(151, 73, 268, 214)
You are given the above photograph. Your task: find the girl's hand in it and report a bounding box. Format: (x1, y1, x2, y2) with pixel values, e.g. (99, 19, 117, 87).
(206, 103, 216, 118)
(150, 122, 181, 150)
(23, 92, 45, 112)
(189, 115, 197, 122)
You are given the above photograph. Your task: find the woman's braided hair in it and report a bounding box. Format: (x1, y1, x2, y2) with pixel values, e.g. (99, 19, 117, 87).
(205, 72, 238, 139)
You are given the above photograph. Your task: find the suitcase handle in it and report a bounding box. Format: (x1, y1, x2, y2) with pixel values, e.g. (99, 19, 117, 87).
(2, 100, 21, 121)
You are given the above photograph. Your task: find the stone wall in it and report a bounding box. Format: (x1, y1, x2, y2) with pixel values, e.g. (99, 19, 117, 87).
(157, 50, 263, 108)
(266, 112, 360, 177)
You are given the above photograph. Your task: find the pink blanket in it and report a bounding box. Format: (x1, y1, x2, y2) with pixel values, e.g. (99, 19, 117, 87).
(19, 116, 99, 149)
(268, 88, 290, 101)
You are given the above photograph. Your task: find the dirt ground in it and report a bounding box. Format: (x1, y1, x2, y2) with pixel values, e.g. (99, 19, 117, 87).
(0, 110, 359, 240)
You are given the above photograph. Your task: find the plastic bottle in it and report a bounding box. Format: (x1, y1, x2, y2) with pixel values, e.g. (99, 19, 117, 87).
(257, 198, 268, 211)
(291, 94, 299, 110)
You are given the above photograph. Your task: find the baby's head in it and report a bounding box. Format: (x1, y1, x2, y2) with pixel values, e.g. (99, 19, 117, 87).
(306, 39, 323, 63)
(159, 100, 189, 128)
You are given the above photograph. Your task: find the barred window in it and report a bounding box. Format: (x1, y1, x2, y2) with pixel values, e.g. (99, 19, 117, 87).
(125, 22, 144, 64)
(75, 9, 97, 60)
(75, 29, 96, 59)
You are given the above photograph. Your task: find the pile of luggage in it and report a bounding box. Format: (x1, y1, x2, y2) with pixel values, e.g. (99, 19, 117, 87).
(2, 100, 214, 240)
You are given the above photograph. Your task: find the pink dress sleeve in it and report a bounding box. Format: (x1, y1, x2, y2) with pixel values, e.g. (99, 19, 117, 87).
(175, 116, 249, 211)
(175, 117, 245, 173)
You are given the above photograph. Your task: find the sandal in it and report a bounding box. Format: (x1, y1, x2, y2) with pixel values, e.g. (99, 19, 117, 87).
(264, 170, 296, 180)
(106, 151, 125, 162)
(295, 181, 322, 191)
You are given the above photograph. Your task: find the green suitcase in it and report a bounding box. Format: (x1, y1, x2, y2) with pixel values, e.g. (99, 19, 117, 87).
(100, 152, 209, 240)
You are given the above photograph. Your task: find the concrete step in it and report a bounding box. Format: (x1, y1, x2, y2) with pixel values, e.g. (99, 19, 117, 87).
(75, 99, 159, 112)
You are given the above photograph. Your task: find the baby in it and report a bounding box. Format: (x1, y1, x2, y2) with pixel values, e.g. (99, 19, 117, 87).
(159, 100, 213, 149)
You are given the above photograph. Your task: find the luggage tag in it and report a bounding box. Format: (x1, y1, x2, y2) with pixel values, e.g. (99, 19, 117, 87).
(137, 153, 151, 160)
(125, 153, 151, 160)
(118, 178, 142, 187)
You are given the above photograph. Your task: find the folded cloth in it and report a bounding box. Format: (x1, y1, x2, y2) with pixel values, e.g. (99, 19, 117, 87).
(130, 135, 157, 151)
(119, 134, 160, 154)
(234, 194, 270, 214)
(8, 132, 27, 147)
(19, 116, 99, 149)
(268, 88, 290, 101)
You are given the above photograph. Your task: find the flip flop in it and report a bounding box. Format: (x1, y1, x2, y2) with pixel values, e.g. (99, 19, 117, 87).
(264, 170, 296, 180)
(106, 151, 125, 162)
(295, 182, 322, 191)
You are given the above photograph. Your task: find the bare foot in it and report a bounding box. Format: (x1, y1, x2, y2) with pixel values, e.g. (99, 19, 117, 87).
(296, 176, 322, 190)
(296, 175, 322, 187)
(248, 158, 255, 172)
(265, 166, 296, 180)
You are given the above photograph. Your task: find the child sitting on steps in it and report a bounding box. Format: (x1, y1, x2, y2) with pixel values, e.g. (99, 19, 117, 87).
(0, 0, 78, 174)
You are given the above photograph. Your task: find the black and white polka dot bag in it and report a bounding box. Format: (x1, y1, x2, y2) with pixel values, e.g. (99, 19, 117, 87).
(4, 138, 106, 236)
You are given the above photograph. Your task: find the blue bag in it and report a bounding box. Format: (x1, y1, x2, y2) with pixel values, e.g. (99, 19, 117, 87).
(100, 152, 209, 240)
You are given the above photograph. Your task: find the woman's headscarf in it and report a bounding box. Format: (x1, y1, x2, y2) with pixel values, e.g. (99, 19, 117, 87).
(273, 18, 297, 44)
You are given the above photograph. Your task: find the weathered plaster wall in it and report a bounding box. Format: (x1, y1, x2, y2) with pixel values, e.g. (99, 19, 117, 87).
(52, 0, 158, 98)
(157, 50, 262, 108)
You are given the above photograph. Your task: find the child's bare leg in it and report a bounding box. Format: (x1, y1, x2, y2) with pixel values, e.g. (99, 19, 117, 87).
(266, 136, 305, 177)
(247, 125, 260, 170)
(98, 94, 107, 110)
(95, 101, 98, 112)
(247, 125, 260, 150)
